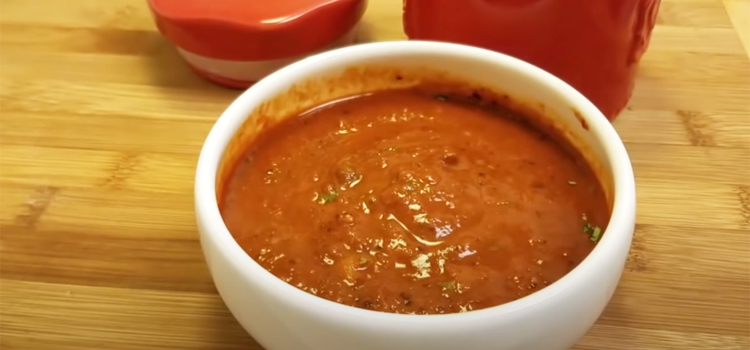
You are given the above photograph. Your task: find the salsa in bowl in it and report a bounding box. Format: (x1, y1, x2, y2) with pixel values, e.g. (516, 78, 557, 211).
(195, 41, 636, 350)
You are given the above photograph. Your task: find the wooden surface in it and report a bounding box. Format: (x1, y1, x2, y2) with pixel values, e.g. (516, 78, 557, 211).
(1, 0, 749, 349)
(724, 0, 750, 56)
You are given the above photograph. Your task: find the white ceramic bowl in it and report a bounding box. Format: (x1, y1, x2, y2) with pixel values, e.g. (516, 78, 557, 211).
(195, 41, 636, 350)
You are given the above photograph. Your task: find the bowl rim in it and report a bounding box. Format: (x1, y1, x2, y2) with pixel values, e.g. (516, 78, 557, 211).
(194, 40, 636, 323)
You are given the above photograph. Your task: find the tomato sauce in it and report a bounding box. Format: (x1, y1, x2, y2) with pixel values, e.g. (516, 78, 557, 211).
(403, 0, 661, 120)
(219, 88, 610, 314)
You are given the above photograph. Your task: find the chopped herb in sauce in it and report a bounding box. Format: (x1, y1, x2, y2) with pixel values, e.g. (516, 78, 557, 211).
(583, 223, 602, 243)
(439, 281, 457, 292)
(583, 223, 593, 233)
(319, 190, 339, 204)
(590, 226, 602, 242)
(359, 257, 368, 265)
(434, 94, 448, 102)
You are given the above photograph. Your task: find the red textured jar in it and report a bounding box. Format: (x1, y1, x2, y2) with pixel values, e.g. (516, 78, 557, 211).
(403, 0, 661, 120)
(148, 0, 367, 89)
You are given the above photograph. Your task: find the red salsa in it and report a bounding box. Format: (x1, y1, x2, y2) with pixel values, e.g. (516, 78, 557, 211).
(219, 87, 610, 314)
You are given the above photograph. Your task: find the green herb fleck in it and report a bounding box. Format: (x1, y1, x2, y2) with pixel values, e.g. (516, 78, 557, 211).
(583, 223, 602, 243)
(319, 190, 339, 204)
(434, 94, 448, 102)
(583, 223, 593, 233)
(359, 257, 368, 265)
(439, 281, 457, 292)
(568, 180, 577, 185)
(590, 226, 602, 242)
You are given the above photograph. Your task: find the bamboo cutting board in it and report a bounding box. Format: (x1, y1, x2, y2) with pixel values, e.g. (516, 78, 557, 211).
(1, 0, 748, 349)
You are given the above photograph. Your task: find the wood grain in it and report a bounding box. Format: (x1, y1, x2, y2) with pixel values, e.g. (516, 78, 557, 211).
(1, 0, 748, 349)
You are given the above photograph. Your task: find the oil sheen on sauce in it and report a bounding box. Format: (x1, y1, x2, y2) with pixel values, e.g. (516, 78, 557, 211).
(219, 88, 610, 315)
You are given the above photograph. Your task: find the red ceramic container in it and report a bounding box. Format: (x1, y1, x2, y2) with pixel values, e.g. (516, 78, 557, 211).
(148, 0, 367, 88)
(403, 0, 661, 120)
